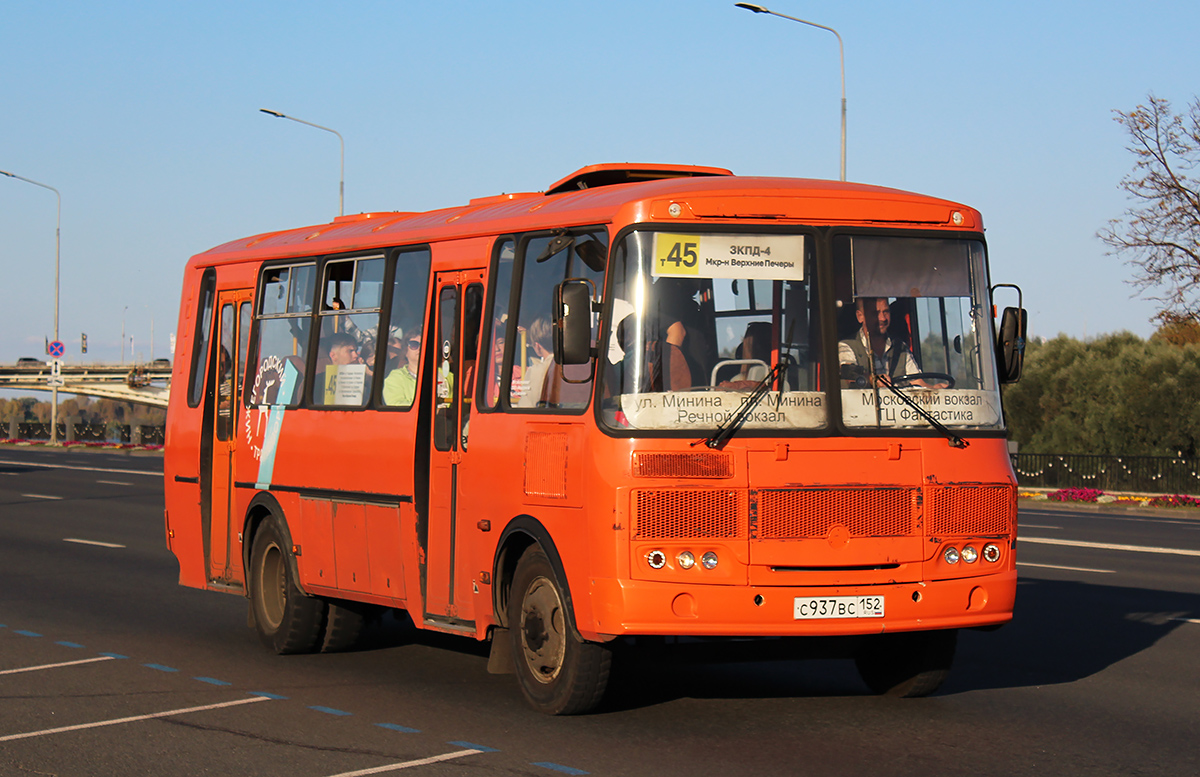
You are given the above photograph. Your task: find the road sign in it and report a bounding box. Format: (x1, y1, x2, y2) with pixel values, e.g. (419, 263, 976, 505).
(48, 359, 64, 387)
(48, 340, 65, 358)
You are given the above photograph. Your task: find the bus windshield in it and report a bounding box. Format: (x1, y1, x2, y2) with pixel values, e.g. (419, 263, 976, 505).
(833, 235, 1003, 431)
(600, 230, 1004, 434)
(601, 230, 825, 432)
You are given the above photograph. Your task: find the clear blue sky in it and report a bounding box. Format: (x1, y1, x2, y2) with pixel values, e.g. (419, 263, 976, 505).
(3, 0, 1198, 368)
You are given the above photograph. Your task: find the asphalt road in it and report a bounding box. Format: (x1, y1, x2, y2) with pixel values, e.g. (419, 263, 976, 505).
(1, 446, 1198, 776)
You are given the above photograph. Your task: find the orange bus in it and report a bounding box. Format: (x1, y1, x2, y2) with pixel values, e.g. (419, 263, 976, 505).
(164, 164, 1026, 714)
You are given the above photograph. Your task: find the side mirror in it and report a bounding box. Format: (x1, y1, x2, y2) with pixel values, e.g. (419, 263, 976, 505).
(996, 306, 1027, 383)
(554, 279, 594, 366)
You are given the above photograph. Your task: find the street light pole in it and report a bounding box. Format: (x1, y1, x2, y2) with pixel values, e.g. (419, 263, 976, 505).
(1, 169, 62, 444)
(735, 3, 847, 182)
(260, 109, 345, 217)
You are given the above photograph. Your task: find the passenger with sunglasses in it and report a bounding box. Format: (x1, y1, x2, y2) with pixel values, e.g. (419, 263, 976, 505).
(383, 328, 422, 407)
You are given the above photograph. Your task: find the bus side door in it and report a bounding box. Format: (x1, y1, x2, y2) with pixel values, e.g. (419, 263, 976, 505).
(425, 270, 485, 624)
(208, 289, 253, 584)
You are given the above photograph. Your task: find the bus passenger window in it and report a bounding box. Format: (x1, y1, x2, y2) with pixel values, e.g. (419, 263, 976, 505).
(313, 255, 384, 407)
(249, 263, 315, 407)
(381, 247, 432, 409)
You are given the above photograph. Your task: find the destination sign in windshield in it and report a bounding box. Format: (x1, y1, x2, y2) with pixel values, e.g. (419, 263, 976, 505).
(652, 233, 805, 281)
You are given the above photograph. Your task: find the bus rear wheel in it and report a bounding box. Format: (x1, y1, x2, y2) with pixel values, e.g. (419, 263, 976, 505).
(508, 546, 610, 715)
(249, 518, 327, 655)
(855, 629, 957, 697)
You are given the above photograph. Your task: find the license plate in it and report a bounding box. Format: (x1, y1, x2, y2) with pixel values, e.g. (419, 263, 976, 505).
(793, 595, 885, 620)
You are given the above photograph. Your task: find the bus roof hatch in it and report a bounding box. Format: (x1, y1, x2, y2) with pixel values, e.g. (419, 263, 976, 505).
(545, 163, 733, 195)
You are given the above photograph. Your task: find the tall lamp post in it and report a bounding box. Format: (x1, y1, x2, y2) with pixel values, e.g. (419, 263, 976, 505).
(1, 169, 62, 444)
(735, 3, 847, 182)
(260, 109, 345, 217)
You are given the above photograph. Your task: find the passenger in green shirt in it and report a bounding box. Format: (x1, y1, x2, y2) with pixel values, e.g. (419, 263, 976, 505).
(383, 329, 421, 407)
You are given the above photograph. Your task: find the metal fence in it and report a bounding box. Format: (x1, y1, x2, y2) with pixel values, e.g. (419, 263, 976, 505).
(1011, 453, 1200, 495)
(10, 422, 165, 446)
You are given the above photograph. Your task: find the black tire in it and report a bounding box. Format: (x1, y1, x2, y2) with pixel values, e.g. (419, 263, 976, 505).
(855, 629, 957, 697)
(508, 546, 610, 715)
(321, 600, 379, 653)
(248, 518, 327, 655)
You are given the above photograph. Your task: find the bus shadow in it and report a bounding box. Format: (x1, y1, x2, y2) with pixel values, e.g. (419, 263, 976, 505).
(949, 576, 1200, 693)
(601, 576, 1200, 709)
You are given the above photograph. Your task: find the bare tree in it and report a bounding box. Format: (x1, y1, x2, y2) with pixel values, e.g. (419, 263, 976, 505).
(1099, 94, 1200, 324)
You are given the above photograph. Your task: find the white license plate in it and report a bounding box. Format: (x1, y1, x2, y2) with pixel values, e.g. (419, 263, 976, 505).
(793, 595, 885, 620)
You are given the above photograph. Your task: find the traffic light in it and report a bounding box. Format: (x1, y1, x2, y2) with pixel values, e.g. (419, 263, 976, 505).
(81, 333, 88, 354)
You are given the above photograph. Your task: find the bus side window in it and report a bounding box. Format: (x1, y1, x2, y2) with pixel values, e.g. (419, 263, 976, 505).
(313, 256, 384, 407)
(187, 269, 216, 408)
(509, 231, 605, 411)
(381, 247, 432, 409)
(249, 263, 315, 406)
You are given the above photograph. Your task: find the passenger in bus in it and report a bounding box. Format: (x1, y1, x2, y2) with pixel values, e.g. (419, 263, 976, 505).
(317, 332, 368, 403)
(517, 318, 553, 408)
(655, 277, 716, 390)
(383, 329, 421, 407)
(716, 321, 772, 390)
(838, 297, 921, 387)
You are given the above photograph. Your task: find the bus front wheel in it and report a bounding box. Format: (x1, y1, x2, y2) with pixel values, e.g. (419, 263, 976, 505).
(855, 629, 957, 697)
(249, 518, 328, 655)
(508, 546, 610, 715)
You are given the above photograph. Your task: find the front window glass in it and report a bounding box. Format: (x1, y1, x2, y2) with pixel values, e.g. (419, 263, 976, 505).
(601, 230, 824, 432)
(833, 235, 1002, 429)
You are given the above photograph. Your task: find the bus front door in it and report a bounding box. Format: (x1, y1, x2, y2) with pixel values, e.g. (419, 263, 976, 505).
(207, 289, 253, 585)
(425, 270, 485, 626)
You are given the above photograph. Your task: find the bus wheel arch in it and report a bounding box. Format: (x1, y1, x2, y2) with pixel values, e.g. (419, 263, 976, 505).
(492, 516, 573, 632)
(244, 492, 328, 655)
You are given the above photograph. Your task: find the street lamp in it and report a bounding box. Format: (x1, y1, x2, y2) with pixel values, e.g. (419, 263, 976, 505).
(735, 3, 847, 181)
(1, 169, 62, 444)
(260, 109, 345, 217)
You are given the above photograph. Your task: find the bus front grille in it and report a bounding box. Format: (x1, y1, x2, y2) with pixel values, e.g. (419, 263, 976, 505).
(924, 484, 1016, 536)
(633, 489, 745, 539)
(752, 487, 918, 539)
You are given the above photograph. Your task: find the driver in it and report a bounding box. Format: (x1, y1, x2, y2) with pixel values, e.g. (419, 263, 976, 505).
(838, 297, 922, 388)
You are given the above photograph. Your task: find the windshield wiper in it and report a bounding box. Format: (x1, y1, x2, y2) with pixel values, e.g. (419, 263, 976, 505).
(873, 376, 968, 449)
(695, 359, 787, 450)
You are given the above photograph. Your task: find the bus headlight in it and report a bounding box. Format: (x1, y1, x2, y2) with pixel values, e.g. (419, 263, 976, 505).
(701, 552, 719, 570)
(647, 550, 667, 569)
(982, 543, 1002, 563)
(943, 547, 960, 564)
(677, 551, 696, 569)
(961, 545, 979, 564)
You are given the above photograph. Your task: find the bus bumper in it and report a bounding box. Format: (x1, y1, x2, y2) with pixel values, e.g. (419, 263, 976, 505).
(585, 570, 1016, 640)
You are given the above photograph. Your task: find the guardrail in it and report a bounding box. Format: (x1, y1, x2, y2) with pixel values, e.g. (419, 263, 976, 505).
(5, 422, 165, 446)
(1011, 453, 1200, 495)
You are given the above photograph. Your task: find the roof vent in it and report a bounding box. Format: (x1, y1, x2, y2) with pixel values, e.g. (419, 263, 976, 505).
(545, 163, 732, 195)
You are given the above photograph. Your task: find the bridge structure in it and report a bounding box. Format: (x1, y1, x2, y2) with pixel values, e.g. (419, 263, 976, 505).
(0, 363, 171, 408)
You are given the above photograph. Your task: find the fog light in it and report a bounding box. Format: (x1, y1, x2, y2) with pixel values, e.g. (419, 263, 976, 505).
(677, 551, 696, 569)
(701, 551, 719, 570)
(943, 547, 960, 564)
(647, 550, 666, 569)
(983, 543, 1001, 563)
(961, 545, 979, 564)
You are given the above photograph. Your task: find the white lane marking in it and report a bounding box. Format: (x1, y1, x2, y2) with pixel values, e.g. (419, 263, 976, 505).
(95, 479, 133, 486)
(1018, 562, 1115, 574)
(1021, 523, 1062, 530)
(20, 494, 62, 500)
(1022, 536, 1200, 557)
(0, 458, 161, 478)
(64, 538, 126, 549)
(1173, 618, 1200, 625)
(0, 695, 272, 742)
(0, 656, 117, 675)
(326, 749, 485, 777)
(1021, 509, 1200, 528)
